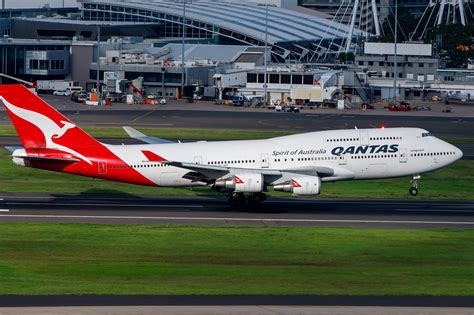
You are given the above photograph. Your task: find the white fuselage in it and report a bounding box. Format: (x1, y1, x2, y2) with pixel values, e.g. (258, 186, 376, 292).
(105, 127, 463, 188)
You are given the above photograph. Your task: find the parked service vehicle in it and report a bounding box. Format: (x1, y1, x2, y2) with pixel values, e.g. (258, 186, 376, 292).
(284, 105, 300, 113)
(231, 95, 246, 106)
(71, 92, 87, 103)
(53, 86, 84, 97)
(36, 80, 82, 94)
(53, 90, 69, 96)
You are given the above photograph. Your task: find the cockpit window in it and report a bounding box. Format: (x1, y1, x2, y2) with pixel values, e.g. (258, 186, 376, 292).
(422, 132, 433, 137)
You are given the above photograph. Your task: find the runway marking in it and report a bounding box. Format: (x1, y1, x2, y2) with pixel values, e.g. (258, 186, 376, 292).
(132, 110, 159, 123)
(0, 214, 473, 226)
(395, 209, 474, 213)
(0, 209, 9, 212)
(5, 202, 203, 208)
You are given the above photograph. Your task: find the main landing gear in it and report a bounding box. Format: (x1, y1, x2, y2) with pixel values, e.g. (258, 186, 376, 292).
(409, 175, 421, 196)
(228, 192, 267, 209)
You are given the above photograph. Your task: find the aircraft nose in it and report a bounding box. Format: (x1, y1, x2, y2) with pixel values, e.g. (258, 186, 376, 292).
(455, 146, 463, 160)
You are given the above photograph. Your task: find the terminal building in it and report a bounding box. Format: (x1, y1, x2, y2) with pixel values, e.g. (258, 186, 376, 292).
(355, 42, 439, 100)
(77, 0, 360, 62)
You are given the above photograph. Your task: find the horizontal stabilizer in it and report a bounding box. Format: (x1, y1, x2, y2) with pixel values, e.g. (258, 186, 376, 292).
(11, 149, 80, 163)
(4, 146, 22, 152)
(20, 156, 81, 163)
(123, 126, 174, 144)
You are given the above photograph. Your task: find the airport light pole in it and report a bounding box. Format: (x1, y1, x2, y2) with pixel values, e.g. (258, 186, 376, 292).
(181, 0, 186, 99)
(97, 25, 101, 105)
(392, 0, 398, 104)
(263, 4, 268, 107)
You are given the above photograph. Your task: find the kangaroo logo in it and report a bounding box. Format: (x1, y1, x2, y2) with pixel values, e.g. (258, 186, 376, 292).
(0, 97, 92, 165)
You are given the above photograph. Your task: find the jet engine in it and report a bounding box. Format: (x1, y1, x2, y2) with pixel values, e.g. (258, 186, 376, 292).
(214, 173, 264, 193)
(273, 176, 321, 195)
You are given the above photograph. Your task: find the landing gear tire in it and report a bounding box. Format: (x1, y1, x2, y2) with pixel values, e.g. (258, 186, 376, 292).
(409, 175, 420, 196)
(228, 192, 246, 209)
(228, 192, 267, 209)
(409, 187, 418, 196)
(247, 193, 267, 208)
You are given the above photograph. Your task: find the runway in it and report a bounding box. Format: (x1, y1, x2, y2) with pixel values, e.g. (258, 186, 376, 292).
(2, 109, 474, 137)
(0, 194, 473, 228)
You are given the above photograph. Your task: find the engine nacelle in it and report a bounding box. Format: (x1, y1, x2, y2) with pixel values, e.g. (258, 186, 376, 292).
(274, 176, 321, 195)
(214, 173, 264, 193)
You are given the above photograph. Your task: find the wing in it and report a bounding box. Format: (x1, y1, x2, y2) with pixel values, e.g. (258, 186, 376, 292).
(166, 161, 349, 184)
(123, 126, 175, 144)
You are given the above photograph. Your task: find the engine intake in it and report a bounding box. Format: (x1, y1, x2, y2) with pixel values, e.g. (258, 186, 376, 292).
(214, 173, 264, 193)
(274, 176, 321, 195)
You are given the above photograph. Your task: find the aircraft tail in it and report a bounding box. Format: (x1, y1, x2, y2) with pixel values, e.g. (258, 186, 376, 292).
(0, 84, 101, 150)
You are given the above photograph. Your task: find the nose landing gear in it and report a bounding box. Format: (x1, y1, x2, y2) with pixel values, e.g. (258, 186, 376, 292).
(409, 175, 420, 196)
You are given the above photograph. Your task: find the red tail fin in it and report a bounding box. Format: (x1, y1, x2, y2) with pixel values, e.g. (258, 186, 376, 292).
(0, 84, 100, 149)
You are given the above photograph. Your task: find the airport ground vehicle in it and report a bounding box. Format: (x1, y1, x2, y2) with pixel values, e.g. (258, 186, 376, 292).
(0, 85, 463, 206)
(284, 105, 300, 113)
(36, 80, 82, 94)
(53, 90, 69, 96)
(52, 87, 84, 97)
(231, 95, 246, 106)
(71, 92, 87, 103)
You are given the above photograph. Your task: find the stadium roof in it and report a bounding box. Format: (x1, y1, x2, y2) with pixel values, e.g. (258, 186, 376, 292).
(79, 0, 364, 61)
(80, 0, 355, 44)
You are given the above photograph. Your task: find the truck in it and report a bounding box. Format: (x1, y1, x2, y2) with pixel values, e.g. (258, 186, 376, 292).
(193, 86, 217, 101)
(290, 86, 339, 107)
(36, 80, 81, 94)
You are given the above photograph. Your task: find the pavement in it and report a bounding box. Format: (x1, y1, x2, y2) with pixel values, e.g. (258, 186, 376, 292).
(31, 94, 474, 118)
(1, 296, 474, 314)
(2, 108, 474, 138)
(2, 305, 474, 315)
(0, 194, 473, 229)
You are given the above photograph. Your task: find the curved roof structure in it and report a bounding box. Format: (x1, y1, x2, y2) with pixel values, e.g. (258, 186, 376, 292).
(79, 0, 361, 61)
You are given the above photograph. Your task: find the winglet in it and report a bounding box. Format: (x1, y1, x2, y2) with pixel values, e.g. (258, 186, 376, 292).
(142, 150, 168, 162)
(123, 126, 174, 144)
(123, 126, 147, 139)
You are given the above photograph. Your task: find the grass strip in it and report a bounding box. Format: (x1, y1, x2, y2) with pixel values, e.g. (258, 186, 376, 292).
(0, 148, 473, 200)
(0, 224, 473, 295)
(0, 125, 294, 140)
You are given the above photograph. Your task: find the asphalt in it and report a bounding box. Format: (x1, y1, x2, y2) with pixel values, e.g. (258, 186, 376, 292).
(2, 109, 474, 137)
(2, 305, 474, 315)
(0, 194, 473, 228)
(1, 295, 474, 308)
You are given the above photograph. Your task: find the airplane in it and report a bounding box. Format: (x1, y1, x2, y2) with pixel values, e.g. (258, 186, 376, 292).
(0, 84, 464, 207)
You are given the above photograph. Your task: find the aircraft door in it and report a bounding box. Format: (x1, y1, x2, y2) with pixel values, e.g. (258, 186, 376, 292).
(338, 154, 347, 165)
(399, 148, 407, 163)
(360, 131, 369, 146)
(98, 161, 107, 175)
(260, 153, 270, 168)
(194, 156, 203, 164)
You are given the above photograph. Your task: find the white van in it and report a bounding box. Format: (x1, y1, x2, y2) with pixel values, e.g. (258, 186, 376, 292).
(53, 86, 84, 96)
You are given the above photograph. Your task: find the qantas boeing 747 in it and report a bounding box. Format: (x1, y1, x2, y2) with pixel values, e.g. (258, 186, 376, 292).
(0, 85, 463, 206)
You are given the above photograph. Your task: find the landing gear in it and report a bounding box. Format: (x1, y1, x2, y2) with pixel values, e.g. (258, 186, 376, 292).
(228, 192, 267, 209)
(228, 192, 246, 208)
(409, 175, 420, 196)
